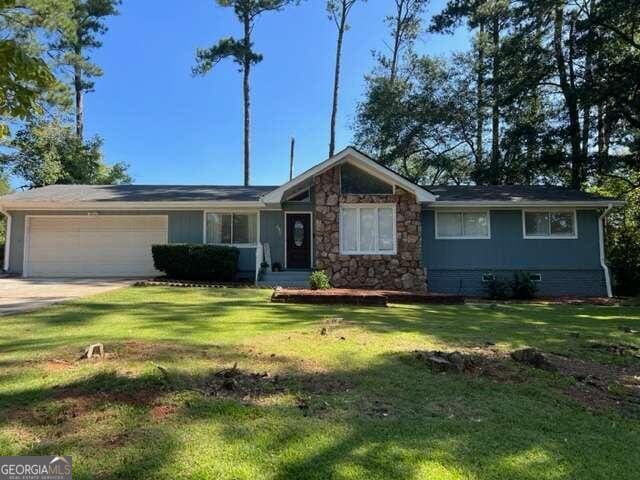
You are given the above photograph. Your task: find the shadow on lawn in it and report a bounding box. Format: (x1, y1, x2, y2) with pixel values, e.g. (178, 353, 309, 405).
(1, 340, 639, 479)
(3, 288, 637, 358)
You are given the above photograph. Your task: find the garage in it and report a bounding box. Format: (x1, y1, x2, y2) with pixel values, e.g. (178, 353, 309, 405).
(23, 215, 168, 277)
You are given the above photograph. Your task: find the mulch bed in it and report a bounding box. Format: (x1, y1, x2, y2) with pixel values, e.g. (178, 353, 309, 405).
(271, 288, 465, 306)
(415, 346, 640, 416)
(133, 278, 262, 288)
(469, 296, 636, 306)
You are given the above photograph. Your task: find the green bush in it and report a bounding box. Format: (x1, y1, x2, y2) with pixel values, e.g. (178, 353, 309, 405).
(511, 271, 538, 299)
(609, 227, 640, 296)
(484, 276, 510, 300)
(151, 244, 239, 281)
(309, 270, 331, 290)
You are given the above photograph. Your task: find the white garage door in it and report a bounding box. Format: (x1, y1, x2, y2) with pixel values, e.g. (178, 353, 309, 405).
(24, 215, 168, 277)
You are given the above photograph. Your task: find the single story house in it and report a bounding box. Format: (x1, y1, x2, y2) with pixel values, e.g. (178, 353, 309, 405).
(0, 147, 623, 296)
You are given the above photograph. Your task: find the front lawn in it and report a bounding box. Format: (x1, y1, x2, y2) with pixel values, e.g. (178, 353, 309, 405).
(0, 287, 639, 479)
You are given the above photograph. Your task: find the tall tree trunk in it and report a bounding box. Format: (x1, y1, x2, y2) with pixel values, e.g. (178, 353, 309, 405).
(581, 0, 594, 176)
(74, 41, 83, 140)
(597, 103, 605, 156)
(329, 6, 347, 158)
(475, 21, 485, 168)
(553, 6, 583, 189)
(581, 60, 592, 171)
(242, 14, 251, 186)
(526, 14, 543, 182)
(490, 15, 500, 185)
(389, 0, 403, 83)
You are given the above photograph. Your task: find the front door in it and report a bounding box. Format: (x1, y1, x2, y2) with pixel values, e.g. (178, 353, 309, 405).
(286, 213, 311, 269)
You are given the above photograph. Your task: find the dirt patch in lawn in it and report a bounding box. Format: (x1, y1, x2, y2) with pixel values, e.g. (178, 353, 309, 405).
(44, 359, 75, 372)
(586, 341, 640, 358)
(11, 395, 95, 427)
(551, 354, 640, 415)
(413, 345, 640, 416)
(199, 363, 352, 403)
(412, 346, 526, 383)
(151, 404, 177, 421)
(202, 365, 285, 400)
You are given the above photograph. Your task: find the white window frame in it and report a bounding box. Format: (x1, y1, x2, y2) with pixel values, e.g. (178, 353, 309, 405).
(339, 203, 397, 255)
(522, 209, 578, 239)
(481, 273, 495, 282)
(285, 187, 311, 203)
(529, 273, 542, 282)
(435, 210, 491, 240)
(203, 211, 259, 248)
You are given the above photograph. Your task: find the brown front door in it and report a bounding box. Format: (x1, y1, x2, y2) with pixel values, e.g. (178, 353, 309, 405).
(286, 213, 311, 269)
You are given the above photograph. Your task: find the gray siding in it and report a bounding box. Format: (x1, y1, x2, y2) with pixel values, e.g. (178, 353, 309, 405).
(7, 210, 204, 275)
(422, 209, 607, 296)
(168, 211, 203, 243)
(237, 248, 257, 275)
(260, 211, 285, 267)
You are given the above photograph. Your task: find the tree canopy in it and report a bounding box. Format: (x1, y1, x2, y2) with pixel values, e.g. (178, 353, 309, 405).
(1, 120, 130, 188)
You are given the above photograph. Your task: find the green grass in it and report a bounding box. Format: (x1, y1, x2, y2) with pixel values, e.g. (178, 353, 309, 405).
(0, 286, 639, 479)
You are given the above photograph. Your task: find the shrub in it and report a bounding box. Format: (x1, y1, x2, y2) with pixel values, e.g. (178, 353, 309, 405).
(271, 262, 282, 272)
(511, 271, 538, 299)
(484, 276, 510, 300)
(309, 270, 331, 290)
(609, 227, 640, 296)
(151, 244, 239, 281)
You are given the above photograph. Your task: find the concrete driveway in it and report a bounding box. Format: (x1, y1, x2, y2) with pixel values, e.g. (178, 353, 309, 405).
(0, 278, 136, 315)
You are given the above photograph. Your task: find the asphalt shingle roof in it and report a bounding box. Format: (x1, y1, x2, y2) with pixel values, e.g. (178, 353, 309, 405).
(424, 185, 618, 202)
(0, 183, 619, 205)
(0, 184, 278, 203)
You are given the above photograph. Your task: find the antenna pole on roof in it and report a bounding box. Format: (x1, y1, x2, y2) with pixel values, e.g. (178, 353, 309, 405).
(289, 137, 295, 180)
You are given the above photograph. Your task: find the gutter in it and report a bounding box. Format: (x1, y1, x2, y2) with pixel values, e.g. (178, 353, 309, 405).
(0, 201, 266, 211)
(425, 200, 626, 208)
(599, 204, 614, 298)
(0, 208, 11, 272)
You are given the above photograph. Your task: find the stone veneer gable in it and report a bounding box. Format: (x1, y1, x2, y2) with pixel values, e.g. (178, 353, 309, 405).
(314, 165, 426, 291)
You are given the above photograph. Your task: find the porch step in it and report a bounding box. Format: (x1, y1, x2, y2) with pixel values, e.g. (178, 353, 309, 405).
(258, 271, 311, 288)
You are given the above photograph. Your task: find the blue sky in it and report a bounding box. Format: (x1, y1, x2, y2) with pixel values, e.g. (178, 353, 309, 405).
(84, 0, 469, 186)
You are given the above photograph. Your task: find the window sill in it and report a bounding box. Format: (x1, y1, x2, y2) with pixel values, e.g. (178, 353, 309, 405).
(522, 235, 578, 240)
(339, 251, 397, 256)
(435, 236, 491, 240)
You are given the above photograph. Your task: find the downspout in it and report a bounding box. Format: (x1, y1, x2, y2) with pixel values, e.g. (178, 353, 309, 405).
(598, 204, 613, 297)
(255, 211, 261, 285)
(0, 208, 11, 273)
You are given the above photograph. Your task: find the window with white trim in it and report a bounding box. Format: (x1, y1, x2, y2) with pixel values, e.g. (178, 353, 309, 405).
(205, 212, 257, 245)
(435, 211, 490, 239)
(286, 188, 310, 202)
(340, 204, 396, 254)
(523, 210, 576, 238)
